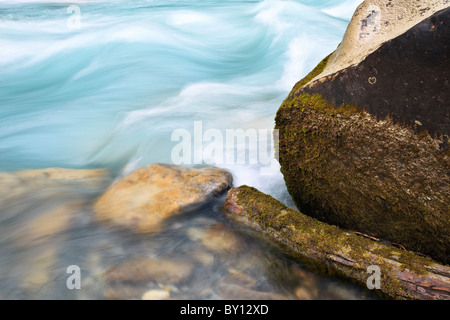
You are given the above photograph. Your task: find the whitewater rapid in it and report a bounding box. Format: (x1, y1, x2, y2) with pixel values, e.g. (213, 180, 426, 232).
(0, 0, 362, 204)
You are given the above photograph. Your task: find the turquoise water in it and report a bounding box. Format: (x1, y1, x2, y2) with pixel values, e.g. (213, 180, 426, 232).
(0, 0, 375, 300)
(0, 0, 362, 199)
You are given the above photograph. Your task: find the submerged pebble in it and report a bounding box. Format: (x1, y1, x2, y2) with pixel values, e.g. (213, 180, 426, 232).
(102, 257, 195, 284)
(201, 223, 243, 254)
(141, 289, 171, 300)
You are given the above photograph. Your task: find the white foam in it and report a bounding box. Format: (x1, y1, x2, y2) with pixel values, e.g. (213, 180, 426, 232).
(322, 0, 364, 20)
(168, 11, 215, 26)
(253, 0, 295, 34)
(276, 35, 339, 91)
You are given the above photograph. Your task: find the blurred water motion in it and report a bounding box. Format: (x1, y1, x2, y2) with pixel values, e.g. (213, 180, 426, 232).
(0, 0, 372, 300)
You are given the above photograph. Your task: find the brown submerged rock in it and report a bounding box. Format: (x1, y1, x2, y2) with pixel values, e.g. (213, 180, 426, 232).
(15, 202, 82, 247)
(0, 167, 110, 202)
(102, 285, 171, 300)
(20, 246, 58, 291)
(201, 223, 243, 254)
(94, 163, 232, 233)
(10, 167, 109, 183)
(224, 269, 258, 288)
(103, 285, 145, 300)
(217, 283, 289, 300)
(102, 257, 195, 285)
(141, 289, 171, 300)
(294, 287, 315, 300)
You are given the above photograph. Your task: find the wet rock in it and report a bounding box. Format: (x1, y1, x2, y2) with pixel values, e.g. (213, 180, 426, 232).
(198, 289, 219, 299)
(103, 257, 195, 284)
(191, 250, 215, 267)
(0, 172, 20, 195)
(201, 223, 243, 254)
(323, 281, 370, 300)
(224, 269, 257, 288)
(303, 0, 450, 87)
(20, 246, 58, 291)
(294, 287, 315, 300)
(15, 202, 81, 247)
(0, 167, 109, 190)
(186, 227, 205, 241)
(103, 285, 145, 300)
(141, 289, 171, 300)
(94, 163, 232, 233)
(222, 251, 265, 274)
(275, 1, 450, 264)
(0, 168, 110, 203)
(12, 168, 109, 184)
(290, 264, 319, 294)
(217, 283, 288, 300)
(85, 251, 103, 276)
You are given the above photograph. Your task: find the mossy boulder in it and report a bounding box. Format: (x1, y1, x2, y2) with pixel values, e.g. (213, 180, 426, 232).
(275, 3, 450, 264)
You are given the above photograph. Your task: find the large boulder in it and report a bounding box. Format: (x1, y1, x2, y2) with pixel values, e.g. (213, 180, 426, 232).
(275, 1, 450, 264)
(94, 163, 232, 233)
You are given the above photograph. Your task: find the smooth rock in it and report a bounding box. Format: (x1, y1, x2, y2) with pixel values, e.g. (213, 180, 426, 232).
(290, 264, 319, 291)
(15, 202, 81, 247)
(103, 285, 144, 300)
(20, 246, 58, 291)
(13, 167, 108, 183)
(191, 250, 215, 267)
(141, 289, 170, 300)
(294, 287, 315, 300)
(94, 163, 232, 233)
(201, 223, 243, 254)
(217, 283, 288, 300)
(186, 227, 205, 241)
(224, 269, 257, 288)
(103, 257, 195, 284)
(0, 168, 109, 202)
(311, 0, 450, 83)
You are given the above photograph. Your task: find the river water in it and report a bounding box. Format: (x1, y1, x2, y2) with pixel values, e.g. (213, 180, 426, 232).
(0, 0, 376, 300)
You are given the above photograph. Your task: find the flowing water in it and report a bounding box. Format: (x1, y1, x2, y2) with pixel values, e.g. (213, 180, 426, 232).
(0, 0, 377, 300)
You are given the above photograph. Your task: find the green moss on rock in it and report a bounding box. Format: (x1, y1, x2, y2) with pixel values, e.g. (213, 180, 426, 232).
(290, 53, 332, 94)
(275, 92, 450, 265)
(223, 186, 449, 300)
